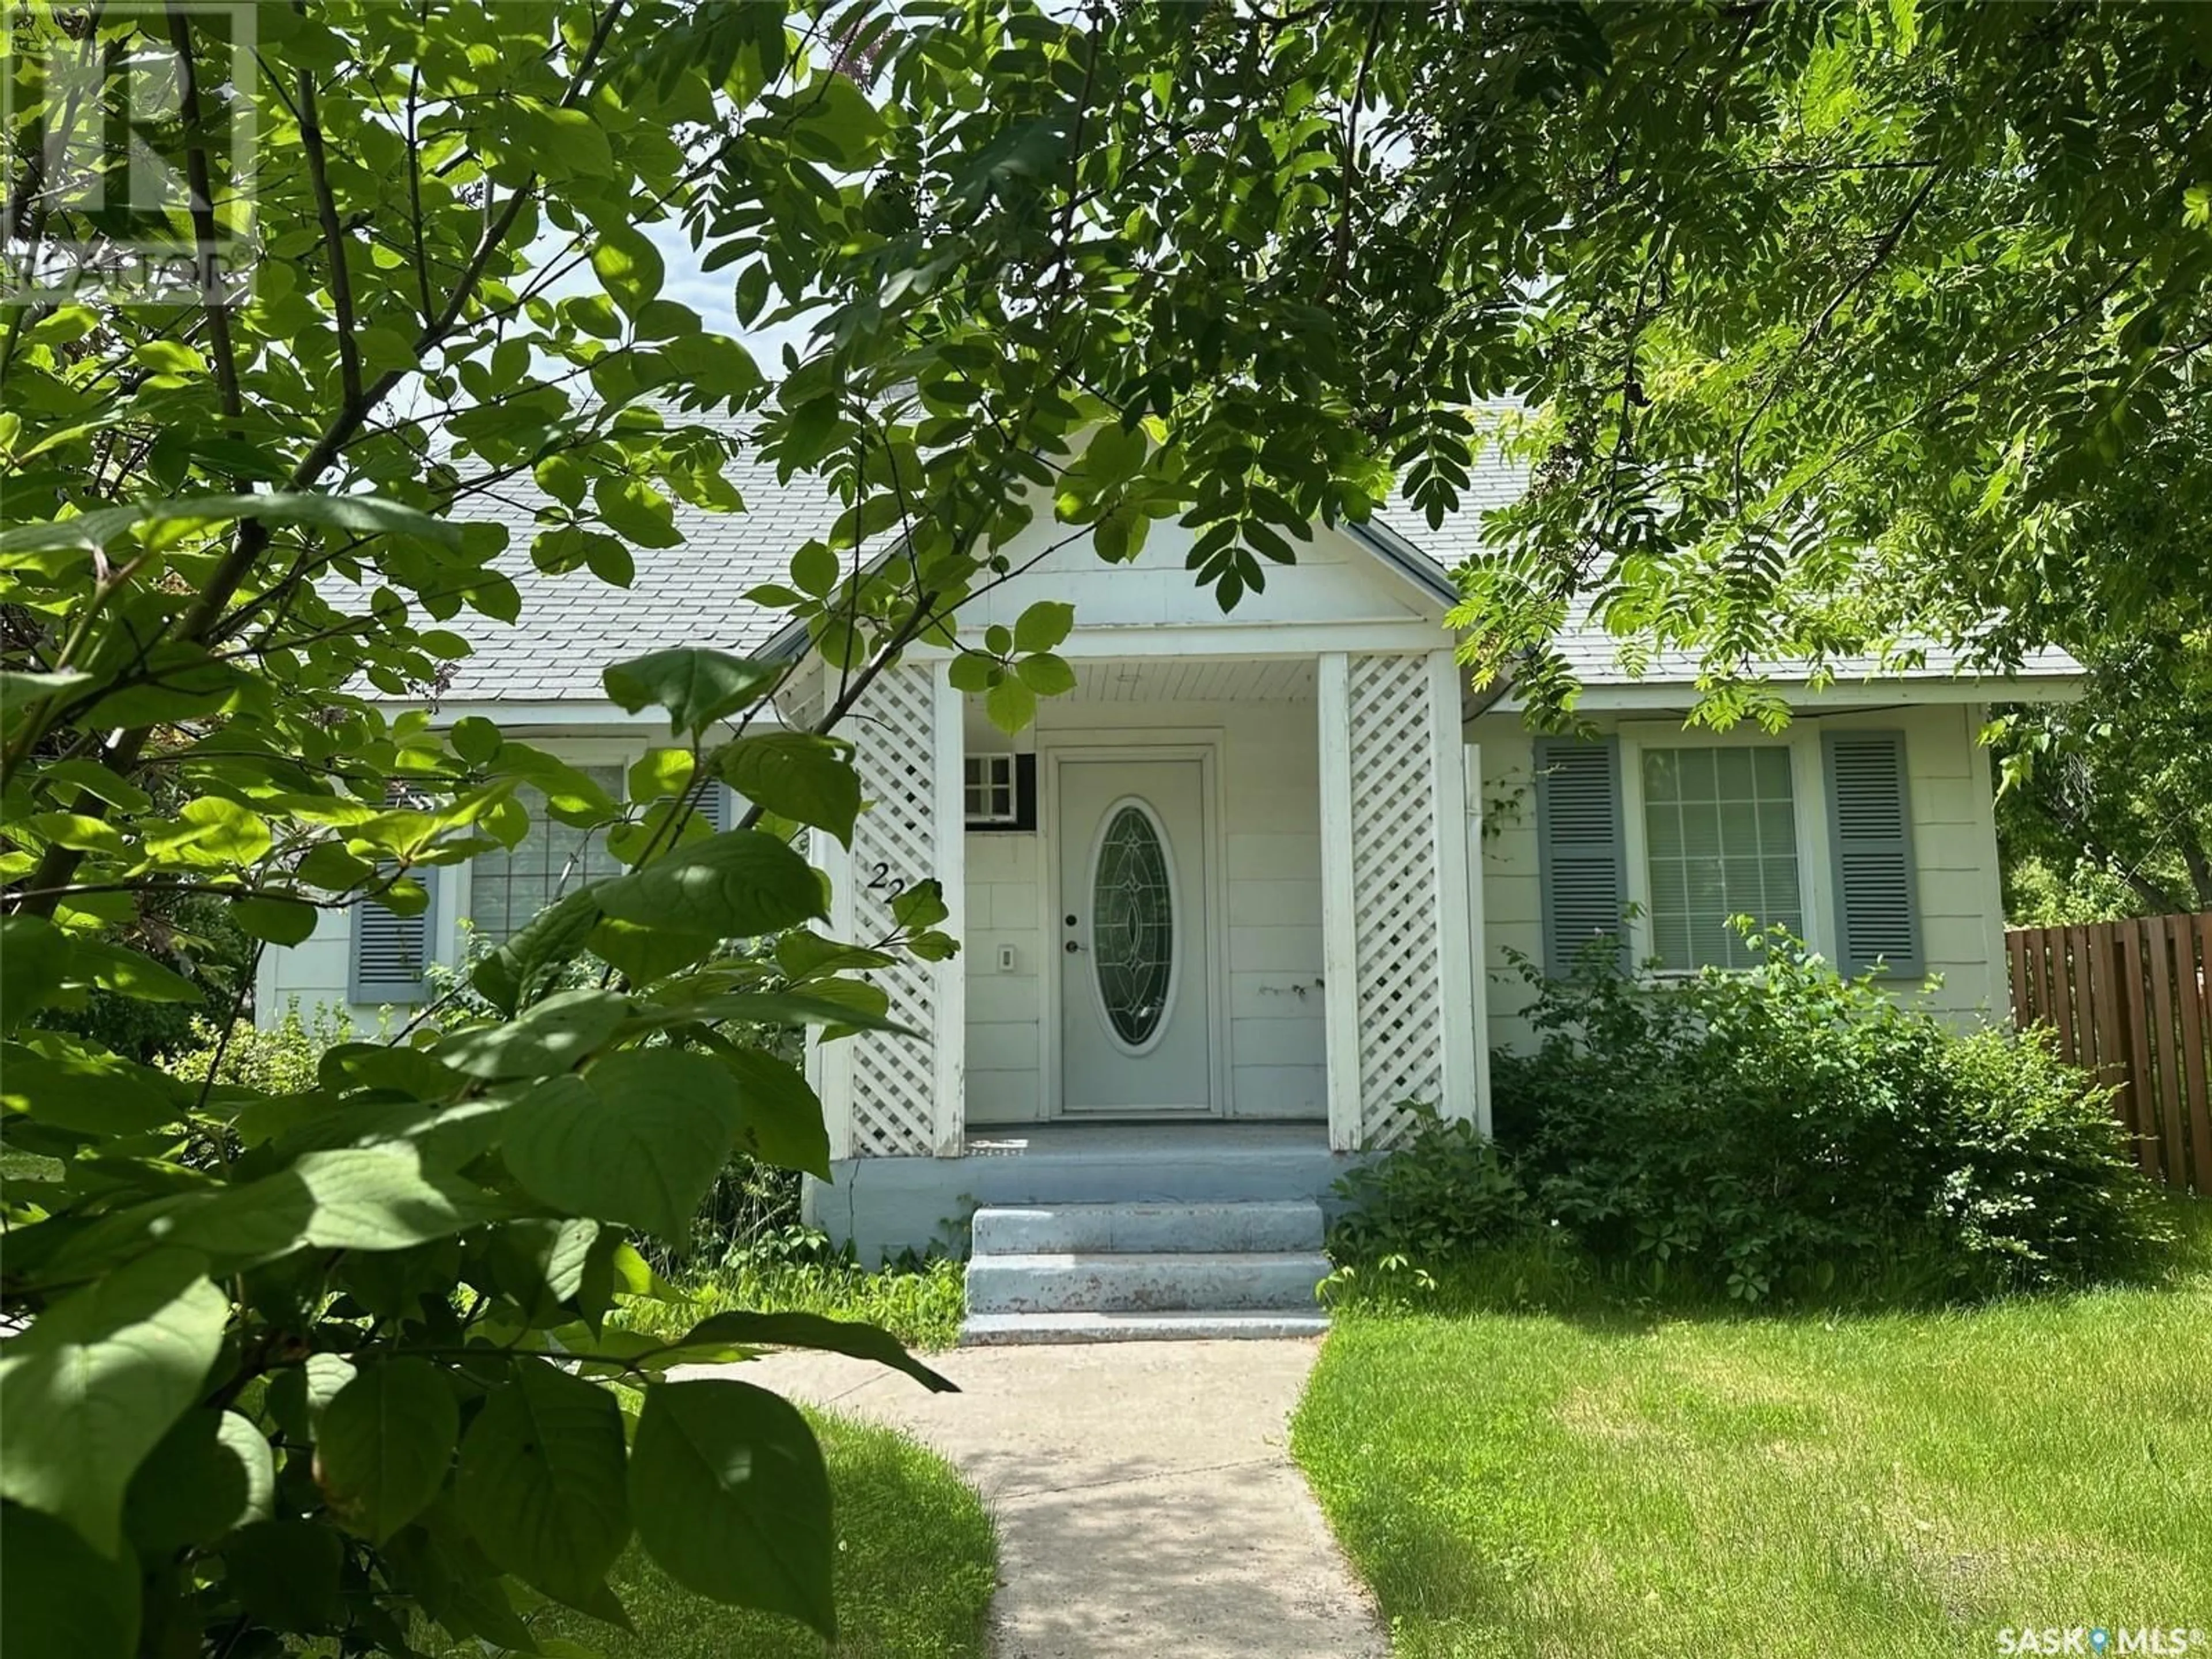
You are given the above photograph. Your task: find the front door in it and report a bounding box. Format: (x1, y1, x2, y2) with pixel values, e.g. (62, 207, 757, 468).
(1056, 758, 1214, 1114)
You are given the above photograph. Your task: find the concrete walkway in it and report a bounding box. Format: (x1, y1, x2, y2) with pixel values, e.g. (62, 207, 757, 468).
(728, 1339, 1387, 1658)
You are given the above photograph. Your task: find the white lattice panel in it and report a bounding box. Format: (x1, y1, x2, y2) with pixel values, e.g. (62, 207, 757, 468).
(843, 662, 939, 1156)
(1347, 653, 1446, 1148)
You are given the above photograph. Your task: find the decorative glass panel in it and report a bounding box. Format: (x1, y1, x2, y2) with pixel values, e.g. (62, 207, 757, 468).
(1641, 745, 1801, 969)
(1092, 804, 1174, 1047)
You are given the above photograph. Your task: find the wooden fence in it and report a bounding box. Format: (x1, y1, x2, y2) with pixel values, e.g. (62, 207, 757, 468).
(2006, 913, 2212, 1194)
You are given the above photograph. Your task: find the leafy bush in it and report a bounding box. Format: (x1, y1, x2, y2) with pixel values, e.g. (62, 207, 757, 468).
(1329, 1107, 1533, 1265)
(1489, 930, 2167, 1302)
(157, 999, 357, 1097)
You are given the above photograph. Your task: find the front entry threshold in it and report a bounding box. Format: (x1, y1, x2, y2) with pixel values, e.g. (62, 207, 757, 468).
(802, 1122, 1363, 1266)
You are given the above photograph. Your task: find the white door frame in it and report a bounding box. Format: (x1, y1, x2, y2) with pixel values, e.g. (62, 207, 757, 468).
(1038, 732, 1232, 1120)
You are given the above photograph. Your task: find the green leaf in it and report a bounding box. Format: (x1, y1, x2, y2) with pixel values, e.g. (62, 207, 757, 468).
(711, 1046, 831, 1178)
(295, 842, 376, 892)
(0, 914, 71, 1035)
(503, 1051, 744, 1240)
(1, 1502, 139, 1659)
(317, 1359, 460, 1543)
(0, 1248, 226, 1554)
(0, 490, 462, 559)
(627, 747, 695, 803)
(585, 915, 722, 984)
(671, 1310, 956, 1392)
(27, 810, 128, 853)
(1013, 599, 1076, 653)
(234, 894, 319, 945)
(472, 888, 604, 1017)
(985, 673, 1037, 734)
(1015, 651, 1077, 696)
(145, 795, 271, 865)
(711, 732, 859, 847)
(590, 224, 665, 319)
(603, 647, 780, 737)
(433, 987, 634, 1080)
(1, 1045, 182, 1135)
(450, 714, 505, 763)
(124, 1408, 274, 1552)
(596, 829, 826, 938)
(0, 666, 94, 711)
(62, 938, 200, 1002)
(169, 1145, 506, 1266)
(1083, 421, 1147, 487)
(457, 1356, 632, 1603)
(226, 1518, 346, 1632)
(790, 539, 839, 597)
(593, 475, 683, 549)
(317, 1042, 469, 1101)
(630, 1379, 835, 1636)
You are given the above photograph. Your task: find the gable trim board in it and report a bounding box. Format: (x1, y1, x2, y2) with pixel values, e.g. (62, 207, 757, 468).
(1535, 723, 1927, 981)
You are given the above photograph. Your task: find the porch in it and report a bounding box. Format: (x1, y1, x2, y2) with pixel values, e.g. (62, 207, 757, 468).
(798, 646, 1490, 1262)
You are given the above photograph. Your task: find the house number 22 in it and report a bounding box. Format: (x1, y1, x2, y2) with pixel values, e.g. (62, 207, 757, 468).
(866, 861, 908, 899)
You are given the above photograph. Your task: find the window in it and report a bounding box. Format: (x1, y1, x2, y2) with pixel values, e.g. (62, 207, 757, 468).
(467, 766, 624, 944)
(966, 756, 1015, 820)
(1641, 745, 1802, 970)
(964, 754, 1017, 824)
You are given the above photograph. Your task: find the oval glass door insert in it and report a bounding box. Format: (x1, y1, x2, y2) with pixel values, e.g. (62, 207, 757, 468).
(1092, 801, 1175, 1049)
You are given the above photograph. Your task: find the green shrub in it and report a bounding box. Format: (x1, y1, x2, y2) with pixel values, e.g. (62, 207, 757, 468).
(1488, 929, 2168, 1302)
(1330, 1108, 1533, 1265)
(156, 999, 355, 1096)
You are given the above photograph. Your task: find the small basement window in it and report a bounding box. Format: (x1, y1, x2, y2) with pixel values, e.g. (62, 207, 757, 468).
(963, 753, 1036, 831)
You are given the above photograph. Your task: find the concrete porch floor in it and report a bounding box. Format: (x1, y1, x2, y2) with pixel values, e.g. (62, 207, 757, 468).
(804, 1121, 1365, 1263)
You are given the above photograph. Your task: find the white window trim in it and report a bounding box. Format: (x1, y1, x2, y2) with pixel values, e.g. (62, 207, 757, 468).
(964, 752, 1019, 825)
(1615, 721, 1837, 972)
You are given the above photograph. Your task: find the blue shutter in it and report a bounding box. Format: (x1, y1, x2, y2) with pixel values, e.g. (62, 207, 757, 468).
(1823, 730, 1922, 978)
(349, 869, 438, 1005)
(1536, 736, 1626, 976)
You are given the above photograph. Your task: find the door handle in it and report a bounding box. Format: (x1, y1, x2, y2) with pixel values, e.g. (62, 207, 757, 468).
(1064, 940, 1084, 954)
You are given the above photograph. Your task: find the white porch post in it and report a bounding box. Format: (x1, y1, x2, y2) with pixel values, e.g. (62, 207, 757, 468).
(1429, 650, 1483, 1130)
(930, 661, 967, 1157)
(815, 824, 857, 1160)
(1317, 651, 1364, 1151)
(1463, 739, 1494, 1134)
(821, 661, 944, 1160)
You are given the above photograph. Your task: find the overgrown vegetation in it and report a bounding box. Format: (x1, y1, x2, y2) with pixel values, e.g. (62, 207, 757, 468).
(1335, 933, 2167, 1305)
(621, 1253, 968, 1355)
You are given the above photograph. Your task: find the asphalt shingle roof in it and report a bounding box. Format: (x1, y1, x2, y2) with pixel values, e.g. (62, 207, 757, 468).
(419, 433, 2074, 703)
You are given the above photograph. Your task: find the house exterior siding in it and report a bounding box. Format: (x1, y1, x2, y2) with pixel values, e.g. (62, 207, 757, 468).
(961, 692, 1327, 1124)
(1471, 699, 2008, 1052)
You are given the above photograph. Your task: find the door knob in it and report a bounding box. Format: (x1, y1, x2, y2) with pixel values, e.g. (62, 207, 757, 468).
(1064, 940, 1083, 954)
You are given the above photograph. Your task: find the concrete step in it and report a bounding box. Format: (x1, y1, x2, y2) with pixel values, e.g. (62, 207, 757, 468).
(965, 1250, 1332, 1316)
(970, 1199, 1324, 1257)
(961, 1309, 1331, 1346)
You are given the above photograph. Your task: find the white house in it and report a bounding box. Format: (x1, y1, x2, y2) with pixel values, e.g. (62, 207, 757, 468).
(261, 441, 2077, 1339)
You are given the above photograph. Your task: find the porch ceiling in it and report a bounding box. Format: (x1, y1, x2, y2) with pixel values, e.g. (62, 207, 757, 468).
(1070, 657, 1316, 703)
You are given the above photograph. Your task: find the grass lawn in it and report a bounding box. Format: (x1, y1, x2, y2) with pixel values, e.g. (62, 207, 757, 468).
(1293, 1200, 2212, 1658)
(615, 1254, 968, 1350)
(528, 1410, 997, 1659)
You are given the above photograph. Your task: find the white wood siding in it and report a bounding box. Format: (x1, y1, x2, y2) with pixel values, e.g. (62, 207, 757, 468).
(961, 695, 1327, 1122)
(1469, 700, 2008, 1052)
